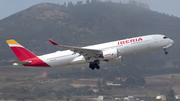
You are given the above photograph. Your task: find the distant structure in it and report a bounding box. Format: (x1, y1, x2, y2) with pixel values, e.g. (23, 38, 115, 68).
(156, 95, 166, 101)
(91, 88, 99, 93)
(106, 82, 121, 86)
(71, 79, 99, 88)
(95, 96, 113, 100)
(175, 95, 180, 99)
(97, 96, 103, 100)
(124, 96, 135, 100)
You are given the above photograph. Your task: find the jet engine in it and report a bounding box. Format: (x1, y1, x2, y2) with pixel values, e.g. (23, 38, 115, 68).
(102, 49, 120, 59)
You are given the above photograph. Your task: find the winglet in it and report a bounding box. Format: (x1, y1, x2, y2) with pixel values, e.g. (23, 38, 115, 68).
(48, 39, 58, 45)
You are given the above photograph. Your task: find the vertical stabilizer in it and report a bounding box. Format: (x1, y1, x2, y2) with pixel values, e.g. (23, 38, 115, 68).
(6, 39, 37, 61)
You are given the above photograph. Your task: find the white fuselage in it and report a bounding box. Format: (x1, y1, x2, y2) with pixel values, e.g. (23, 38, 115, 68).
(38, 34, 174, 67)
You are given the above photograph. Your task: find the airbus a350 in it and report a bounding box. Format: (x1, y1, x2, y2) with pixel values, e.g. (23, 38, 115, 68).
(6, 34, 174, 70)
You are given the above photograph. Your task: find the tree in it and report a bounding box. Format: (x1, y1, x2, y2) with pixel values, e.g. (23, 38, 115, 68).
(68, 2, 74, 7)
(136, 76, 146, 86)
(138, 2, 149, 9)
(106, 0, 112, 3)
(127, 0, 138, 6)
(125, 77, 136, 87)
(77, 1, 83, 5)
(63, 2, 66, 7)
(91, 0, 100, 3)
(66, 94, 71, 101)
(167, 89, 175, 97)
(166, 89, 176, 100)
(56, 90, 64, 100)
(19, 86, 29, 94)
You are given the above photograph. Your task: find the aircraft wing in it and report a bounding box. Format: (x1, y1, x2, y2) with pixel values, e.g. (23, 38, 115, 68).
(48, 39, 103, 57)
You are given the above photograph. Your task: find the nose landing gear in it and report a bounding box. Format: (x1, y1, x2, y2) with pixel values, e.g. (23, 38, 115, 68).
(163, 48, 168, 55)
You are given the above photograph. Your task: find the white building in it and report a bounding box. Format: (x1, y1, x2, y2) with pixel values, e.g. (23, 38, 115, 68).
(156, 95, 166, 100)
(175, 95, 180, 99)
(123, 96, 136, 101)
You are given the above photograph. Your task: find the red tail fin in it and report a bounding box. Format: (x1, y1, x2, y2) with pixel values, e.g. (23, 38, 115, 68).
(6, 39, 50, 67)
(6, 39, 37, 61)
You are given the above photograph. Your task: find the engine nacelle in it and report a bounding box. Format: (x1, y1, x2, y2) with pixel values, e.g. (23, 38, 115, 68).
(103, 49, 119, 59)
(108, 56, 123, 63)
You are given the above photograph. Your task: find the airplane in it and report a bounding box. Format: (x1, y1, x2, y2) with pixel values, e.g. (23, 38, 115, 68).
(6, 34, 174, 70)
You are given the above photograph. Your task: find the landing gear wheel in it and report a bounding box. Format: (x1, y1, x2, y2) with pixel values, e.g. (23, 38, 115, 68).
(165, 51, 168, 55)
(89, 62, 100, 70)
(163, 49, 168, 55)
(96, 66, 100, 70)
(91, 67, 95, 70)
(89, 63, 95, 70)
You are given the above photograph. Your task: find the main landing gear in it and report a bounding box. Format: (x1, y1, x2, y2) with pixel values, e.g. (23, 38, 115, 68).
(89, 60, 100, 70)
(163, 48, 168, 55)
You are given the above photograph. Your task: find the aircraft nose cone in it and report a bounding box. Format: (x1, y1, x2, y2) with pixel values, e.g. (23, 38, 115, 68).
(170, 39, 174, 44)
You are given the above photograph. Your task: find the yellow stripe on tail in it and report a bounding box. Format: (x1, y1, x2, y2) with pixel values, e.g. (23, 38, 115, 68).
(6, 39, 21, 45)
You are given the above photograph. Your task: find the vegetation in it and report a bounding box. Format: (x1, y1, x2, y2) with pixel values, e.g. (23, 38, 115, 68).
(166, 89, 176, 101)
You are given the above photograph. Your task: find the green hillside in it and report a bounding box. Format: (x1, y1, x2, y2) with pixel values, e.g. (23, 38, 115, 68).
(0, 1, 180, 68)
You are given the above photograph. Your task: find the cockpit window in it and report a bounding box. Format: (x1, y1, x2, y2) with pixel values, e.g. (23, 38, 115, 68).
(163, 37, 167, 39)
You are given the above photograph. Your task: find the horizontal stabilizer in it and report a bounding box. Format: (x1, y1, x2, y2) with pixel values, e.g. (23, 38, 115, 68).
(8, 60, 32, 64)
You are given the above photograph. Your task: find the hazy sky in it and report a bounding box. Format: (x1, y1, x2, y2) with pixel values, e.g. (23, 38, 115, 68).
(0, 0, 180, 20)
